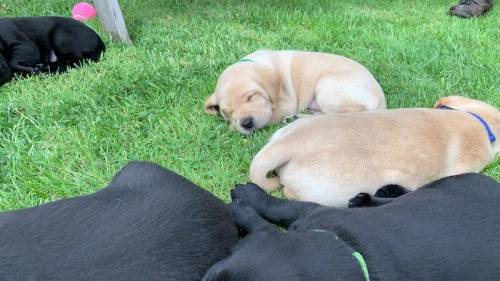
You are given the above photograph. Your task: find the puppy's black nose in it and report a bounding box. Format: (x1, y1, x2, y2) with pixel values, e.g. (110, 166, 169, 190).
(241, 117, 254, 129)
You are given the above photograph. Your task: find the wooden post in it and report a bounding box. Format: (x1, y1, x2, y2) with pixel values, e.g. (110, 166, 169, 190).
(94, 0, 132, 44)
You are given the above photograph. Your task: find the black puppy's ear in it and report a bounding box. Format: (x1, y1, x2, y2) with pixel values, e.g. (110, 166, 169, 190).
(204, 93, 220, 115)
(202, 260, 230, 281)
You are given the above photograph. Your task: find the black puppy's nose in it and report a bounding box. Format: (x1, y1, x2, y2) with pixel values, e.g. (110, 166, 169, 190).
(241, 117, 254, 130)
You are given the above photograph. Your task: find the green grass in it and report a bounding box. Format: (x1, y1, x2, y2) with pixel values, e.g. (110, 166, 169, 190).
(0, 0, 498, 210)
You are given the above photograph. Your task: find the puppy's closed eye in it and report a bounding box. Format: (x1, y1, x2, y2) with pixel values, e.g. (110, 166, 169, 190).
(246, 92, 262, 102)
(221, 109, 232, 120)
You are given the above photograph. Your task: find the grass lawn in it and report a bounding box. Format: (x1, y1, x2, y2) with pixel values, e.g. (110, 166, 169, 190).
(0, 0, 498, 210)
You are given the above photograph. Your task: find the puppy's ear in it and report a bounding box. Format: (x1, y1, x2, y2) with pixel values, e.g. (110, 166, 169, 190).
(204, 93, 220, 115)
(257, 68, 281, 104)
(202, 260, 230, 281)
(433, 97, 448, 109)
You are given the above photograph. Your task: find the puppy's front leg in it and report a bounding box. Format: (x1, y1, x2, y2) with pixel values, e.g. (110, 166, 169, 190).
(231, 183, 319, 228)
(13, 62, 65, 75)
(44, 62, 69, 73)
(230, 203, 275, 235)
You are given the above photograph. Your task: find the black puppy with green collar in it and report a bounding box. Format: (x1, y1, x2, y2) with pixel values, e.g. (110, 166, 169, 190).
(0, 16, 104, 86)
(203, 173, 500, 281)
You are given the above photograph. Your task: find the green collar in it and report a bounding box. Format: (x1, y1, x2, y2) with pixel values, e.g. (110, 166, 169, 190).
(238, 58, 254, 63)
(352, 251, 371, 281)
(312, 229, 371, 281)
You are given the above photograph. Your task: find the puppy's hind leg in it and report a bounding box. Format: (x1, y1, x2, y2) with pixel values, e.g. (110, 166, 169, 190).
(7, 37, 42, 75)
(314, 76, 383, 113)
(231, 183, 319, 228)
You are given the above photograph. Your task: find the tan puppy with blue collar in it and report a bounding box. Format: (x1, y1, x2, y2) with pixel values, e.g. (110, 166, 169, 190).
(250, 96, 499, 207)
(204, 50, 386, 134)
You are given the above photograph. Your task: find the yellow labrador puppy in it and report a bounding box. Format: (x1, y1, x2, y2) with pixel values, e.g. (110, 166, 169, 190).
(250, 96, 499, 207)
(204, 50, 386, 134)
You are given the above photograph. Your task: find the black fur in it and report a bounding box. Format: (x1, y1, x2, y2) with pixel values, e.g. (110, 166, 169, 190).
(204, 174, 500, 281)
(0, 53, 11, 84)
(373, 184, 408, 198)
(0, 161, 238, 281)
(0, 16, 105, 85)
(348, 185, 409, 208)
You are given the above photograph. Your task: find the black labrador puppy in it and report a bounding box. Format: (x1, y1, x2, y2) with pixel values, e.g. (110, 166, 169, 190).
(0, 161, 238, 281)
(204, 173, 500, 281)
(0, 16, 105, 85)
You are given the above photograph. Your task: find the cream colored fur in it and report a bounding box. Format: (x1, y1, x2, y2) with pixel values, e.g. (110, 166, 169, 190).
(204, 50, 386, 134)
(250, 96, 500, 207)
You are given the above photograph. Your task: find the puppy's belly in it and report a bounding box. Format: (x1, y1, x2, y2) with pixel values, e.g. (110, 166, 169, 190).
(279, 164, 427, 207)
(277, 164, 373, 207)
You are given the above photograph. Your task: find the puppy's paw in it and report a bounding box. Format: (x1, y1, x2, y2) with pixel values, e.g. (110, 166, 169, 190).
(375, 184, 408, 198)
(348, 193, 372, 208)
(230, 202, 265, 235)
(230, 203, 259, 221)
(31, 64, 47, 74)
(24, 66, 38, 74)
(231, 183, 268, 206)
(35, 63, 50, 73)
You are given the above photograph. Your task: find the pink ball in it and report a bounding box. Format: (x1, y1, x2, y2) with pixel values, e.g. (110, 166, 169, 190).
(72, 2, 97, 21)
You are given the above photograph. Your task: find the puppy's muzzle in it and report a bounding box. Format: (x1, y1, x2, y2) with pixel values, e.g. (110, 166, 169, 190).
(240, 117, 254, 130)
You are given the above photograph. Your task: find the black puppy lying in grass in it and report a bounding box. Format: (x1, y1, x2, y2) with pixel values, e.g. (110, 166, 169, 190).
(0, 16, 105, 86)
(0, 161, 238, 281)
(204, 173, 500, 281)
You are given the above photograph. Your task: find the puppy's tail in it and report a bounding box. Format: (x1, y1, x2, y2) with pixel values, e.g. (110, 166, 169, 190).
(249, 141, 290, 192)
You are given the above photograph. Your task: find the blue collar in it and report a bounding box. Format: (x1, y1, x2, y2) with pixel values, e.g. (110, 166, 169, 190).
(438, 105, 496, 144)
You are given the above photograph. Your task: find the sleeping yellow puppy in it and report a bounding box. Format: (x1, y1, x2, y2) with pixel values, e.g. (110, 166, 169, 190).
(204, 50, 386, 134)
(250, 96, 499, 207)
